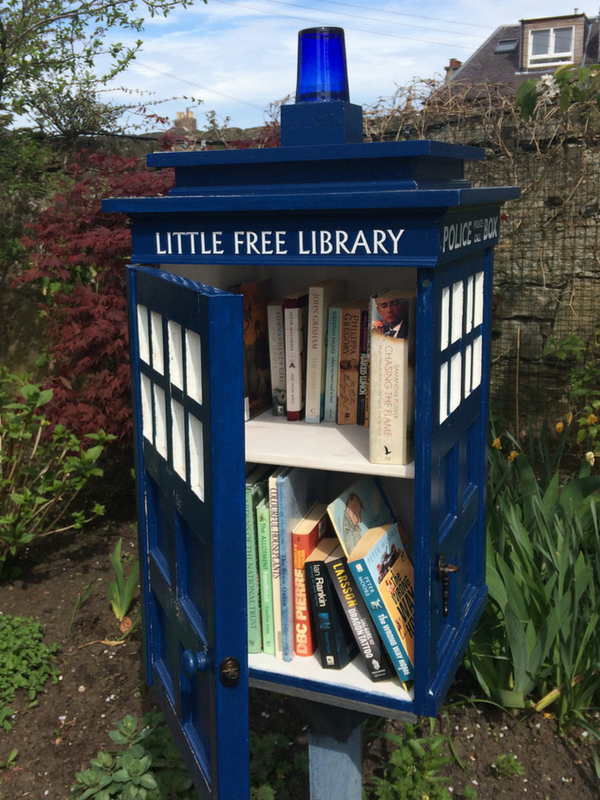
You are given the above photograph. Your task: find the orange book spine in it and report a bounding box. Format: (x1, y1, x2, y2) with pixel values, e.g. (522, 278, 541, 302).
(293, 526, 323, 656)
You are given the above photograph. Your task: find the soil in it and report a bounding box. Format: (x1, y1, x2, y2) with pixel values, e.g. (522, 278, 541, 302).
(0, 517, 598, 800)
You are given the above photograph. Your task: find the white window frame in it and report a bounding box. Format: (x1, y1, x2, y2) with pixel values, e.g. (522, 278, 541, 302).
(528, 26, 574, 68)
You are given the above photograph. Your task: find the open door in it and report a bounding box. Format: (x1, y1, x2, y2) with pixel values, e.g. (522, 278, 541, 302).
(126, 265, 249, 800)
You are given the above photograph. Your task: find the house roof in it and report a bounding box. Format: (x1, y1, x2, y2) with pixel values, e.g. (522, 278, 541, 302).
(448, 15, 600, 92)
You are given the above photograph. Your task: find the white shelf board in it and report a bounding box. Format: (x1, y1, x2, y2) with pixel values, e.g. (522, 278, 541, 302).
(245, 412, 415, 479)
(248, 651, 413, 713)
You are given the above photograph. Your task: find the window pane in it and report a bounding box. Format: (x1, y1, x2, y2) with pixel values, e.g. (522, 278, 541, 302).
(554, 27, 573, 53)
(531, 29, 550, 55)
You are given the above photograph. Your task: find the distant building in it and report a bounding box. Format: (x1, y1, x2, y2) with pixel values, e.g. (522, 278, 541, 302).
(173, 109, 198, 135)
(446, 13, 599, 92)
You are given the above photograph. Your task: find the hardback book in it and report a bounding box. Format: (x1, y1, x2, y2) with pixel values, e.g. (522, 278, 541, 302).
(267, 298, 286, 417)
(245, 465, 272, 653)
(368, 290, 417, 466)
(277, 467, 321, 661)
(268, 466, 288, 659)
(323, 305, 341, 423)
(327, 475, 394, 558)
(326, 545, 394, 681)
(357, 306, 370, 426)
(305, 280, 346, 424)
(256, 496, 275, 656)
(231, 279, 272, 421)
(348, 522, 415, 682)
(292, 502, 332, 656)
(284, 289, 309, 421)
(305, 538, 358, 670)
(337, 301, 366, 425)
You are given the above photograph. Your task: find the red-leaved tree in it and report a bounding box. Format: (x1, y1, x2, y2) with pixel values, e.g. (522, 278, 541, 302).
(19, 149, 175, 444)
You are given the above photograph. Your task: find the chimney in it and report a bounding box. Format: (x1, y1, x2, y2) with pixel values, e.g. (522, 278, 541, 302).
(444, 58, 462, 81)
(174, 109, 197, 134)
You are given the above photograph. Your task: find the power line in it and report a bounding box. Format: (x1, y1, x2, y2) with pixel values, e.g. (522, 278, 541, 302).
(252, 0, 489, 37)
(211, 0, 484, 49)
(135, 62, 267, 109)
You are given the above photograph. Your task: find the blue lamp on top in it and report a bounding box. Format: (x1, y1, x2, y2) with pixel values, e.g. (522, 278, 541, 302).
(281, 27, 363, 146)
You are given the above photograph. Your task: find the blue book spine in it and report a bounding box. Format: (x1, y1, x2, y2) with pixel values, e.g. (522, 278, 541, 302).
(323, 306, 341, 423)
(348, 560, 413, 681)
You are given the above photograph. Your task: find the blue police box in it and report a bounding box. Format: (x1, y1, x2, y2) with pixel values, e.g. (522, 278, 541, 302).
(103, 27, 519, 800)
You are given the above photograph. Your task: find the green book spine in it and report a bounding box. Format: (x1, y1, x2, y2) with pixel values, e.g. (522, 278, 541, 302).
(256, 498, 275, 655)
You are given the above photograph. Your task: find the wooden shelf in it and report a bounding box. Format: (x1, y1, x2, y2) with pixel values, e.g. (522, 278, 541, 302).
(245, 411, 415, 479)
(248, 651, 414, 719)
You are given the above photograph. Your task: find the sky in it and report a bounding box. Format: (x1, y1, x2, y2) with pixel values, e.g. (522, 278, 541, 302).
(102, 1, 596, 132)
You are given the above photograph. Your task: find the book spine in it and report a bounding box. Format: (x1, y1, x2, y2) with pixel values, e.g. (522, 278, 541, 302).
(269, 477, 284, 659)
(284, 301, 307, 421)
(256, 501, 275, 655)
(326, 555, 393, 681)
(305, 287, 325, 424)
(305, 561, 343, 669)
(267, 302, 286, 417)
(349, 559, 414, 681)
(337, 306, 362, 425)
(368, 332, 412, 465)
(245, 487, 262, 653)
(323, 306, 341, 423)
(278, 485, 294, 663)
(357, 307, 369, 426)
(292, 529, 321, 657)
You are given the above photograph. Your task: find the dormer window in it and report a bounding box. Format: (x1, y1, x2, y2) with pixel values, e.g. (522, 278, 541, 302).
(528, 26, 574, 67)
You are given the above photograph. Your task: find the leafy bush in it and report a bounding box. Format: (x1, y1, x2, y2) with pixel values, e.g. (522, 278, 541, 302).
(0, 367, 113, 578)
(249, 730, 307, 800)
(17, 151, 175, 443)
(71, 713, 196, 800)
(465, 426, 600, 727)
(0, 614, 59, 730)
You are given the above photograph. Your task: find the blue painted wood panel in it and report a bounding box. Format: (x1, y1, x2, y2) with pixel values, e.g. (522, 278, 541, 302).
(127, 265, 249, 800)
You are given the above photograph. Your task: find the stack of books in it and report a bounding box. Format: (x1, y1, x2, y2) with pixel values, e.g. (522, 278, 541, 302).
(244, 469, 414, 686)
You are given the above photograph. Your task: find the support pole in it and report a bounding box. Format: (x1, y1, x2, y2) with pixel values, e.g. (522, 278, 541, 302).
(295, 700, 367, 800)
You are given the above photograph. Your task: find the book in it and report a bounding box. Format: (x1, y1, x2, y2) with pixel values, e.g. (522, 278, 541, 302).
(284, 289, 309, 421)
(337, 301, 366, 425)
(245, 465, 271, 652)
(348, 521, 415, 682)
(323, 305, 341, 423)
(277, 467, 322, 661)
(368, 290, 416, 466)
(268, 466, 288, 659)
(292, 502, 332, 656)
(267, 298, 286, 416)
(305, 280, 346, 424)
(326, 545, 394, 681)
(357, 305, 370, 426)
(305, 538, 358, 670)
(327, 475, 394, 558)
(231, 279, 272, 421)
(256, 496, 275, 655)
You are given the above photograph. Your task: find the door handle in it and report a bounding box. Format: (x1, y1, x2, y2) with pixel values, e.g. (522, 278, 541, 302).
(437, 555, 459, 618)
(182, 649, 209, 678)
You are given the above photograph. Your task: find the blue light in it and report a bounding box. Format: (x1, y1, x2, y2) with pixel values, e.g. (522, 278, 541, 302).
(296, 27, 350, 103)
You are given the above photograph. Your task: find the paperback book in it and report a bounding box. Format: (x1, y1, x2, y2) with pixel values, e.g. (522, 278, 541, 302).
(327, 475, 394, 558)
(267, 298, 286, 416)
(305, 538, 358, 670)
(231, 279, 272, 421)
(292, 502, 331, 656)
(245, 465, 272, 652)
(305, 280, 346, 424)
(369, 290, 416, 465)
(284, 290, 308, 421)
(323, 305, 341, 423)
(337, 301, 366, 425)
(326, 545, 393, 681)
(348, 521, 415, 682)
(256, 497, 275, 655)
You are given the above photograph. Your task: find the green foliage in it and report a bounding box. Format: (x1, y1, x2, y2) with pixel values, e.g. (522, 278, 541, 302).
(517, 64, 600, 122)
(465, 428, 600, 727)
(0, 614, 59, 730)
(0, 0, 201, 127)
(249, 731, 308, 800)
(71, 712, 196, 800)
(108, 538, 140, 622)
(0, 367, 114, 578)
(366, 720, 453, 800)
(0, 748, 19, 769)
(543, 324, 600, 460)
(491, 753, 524, 779)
